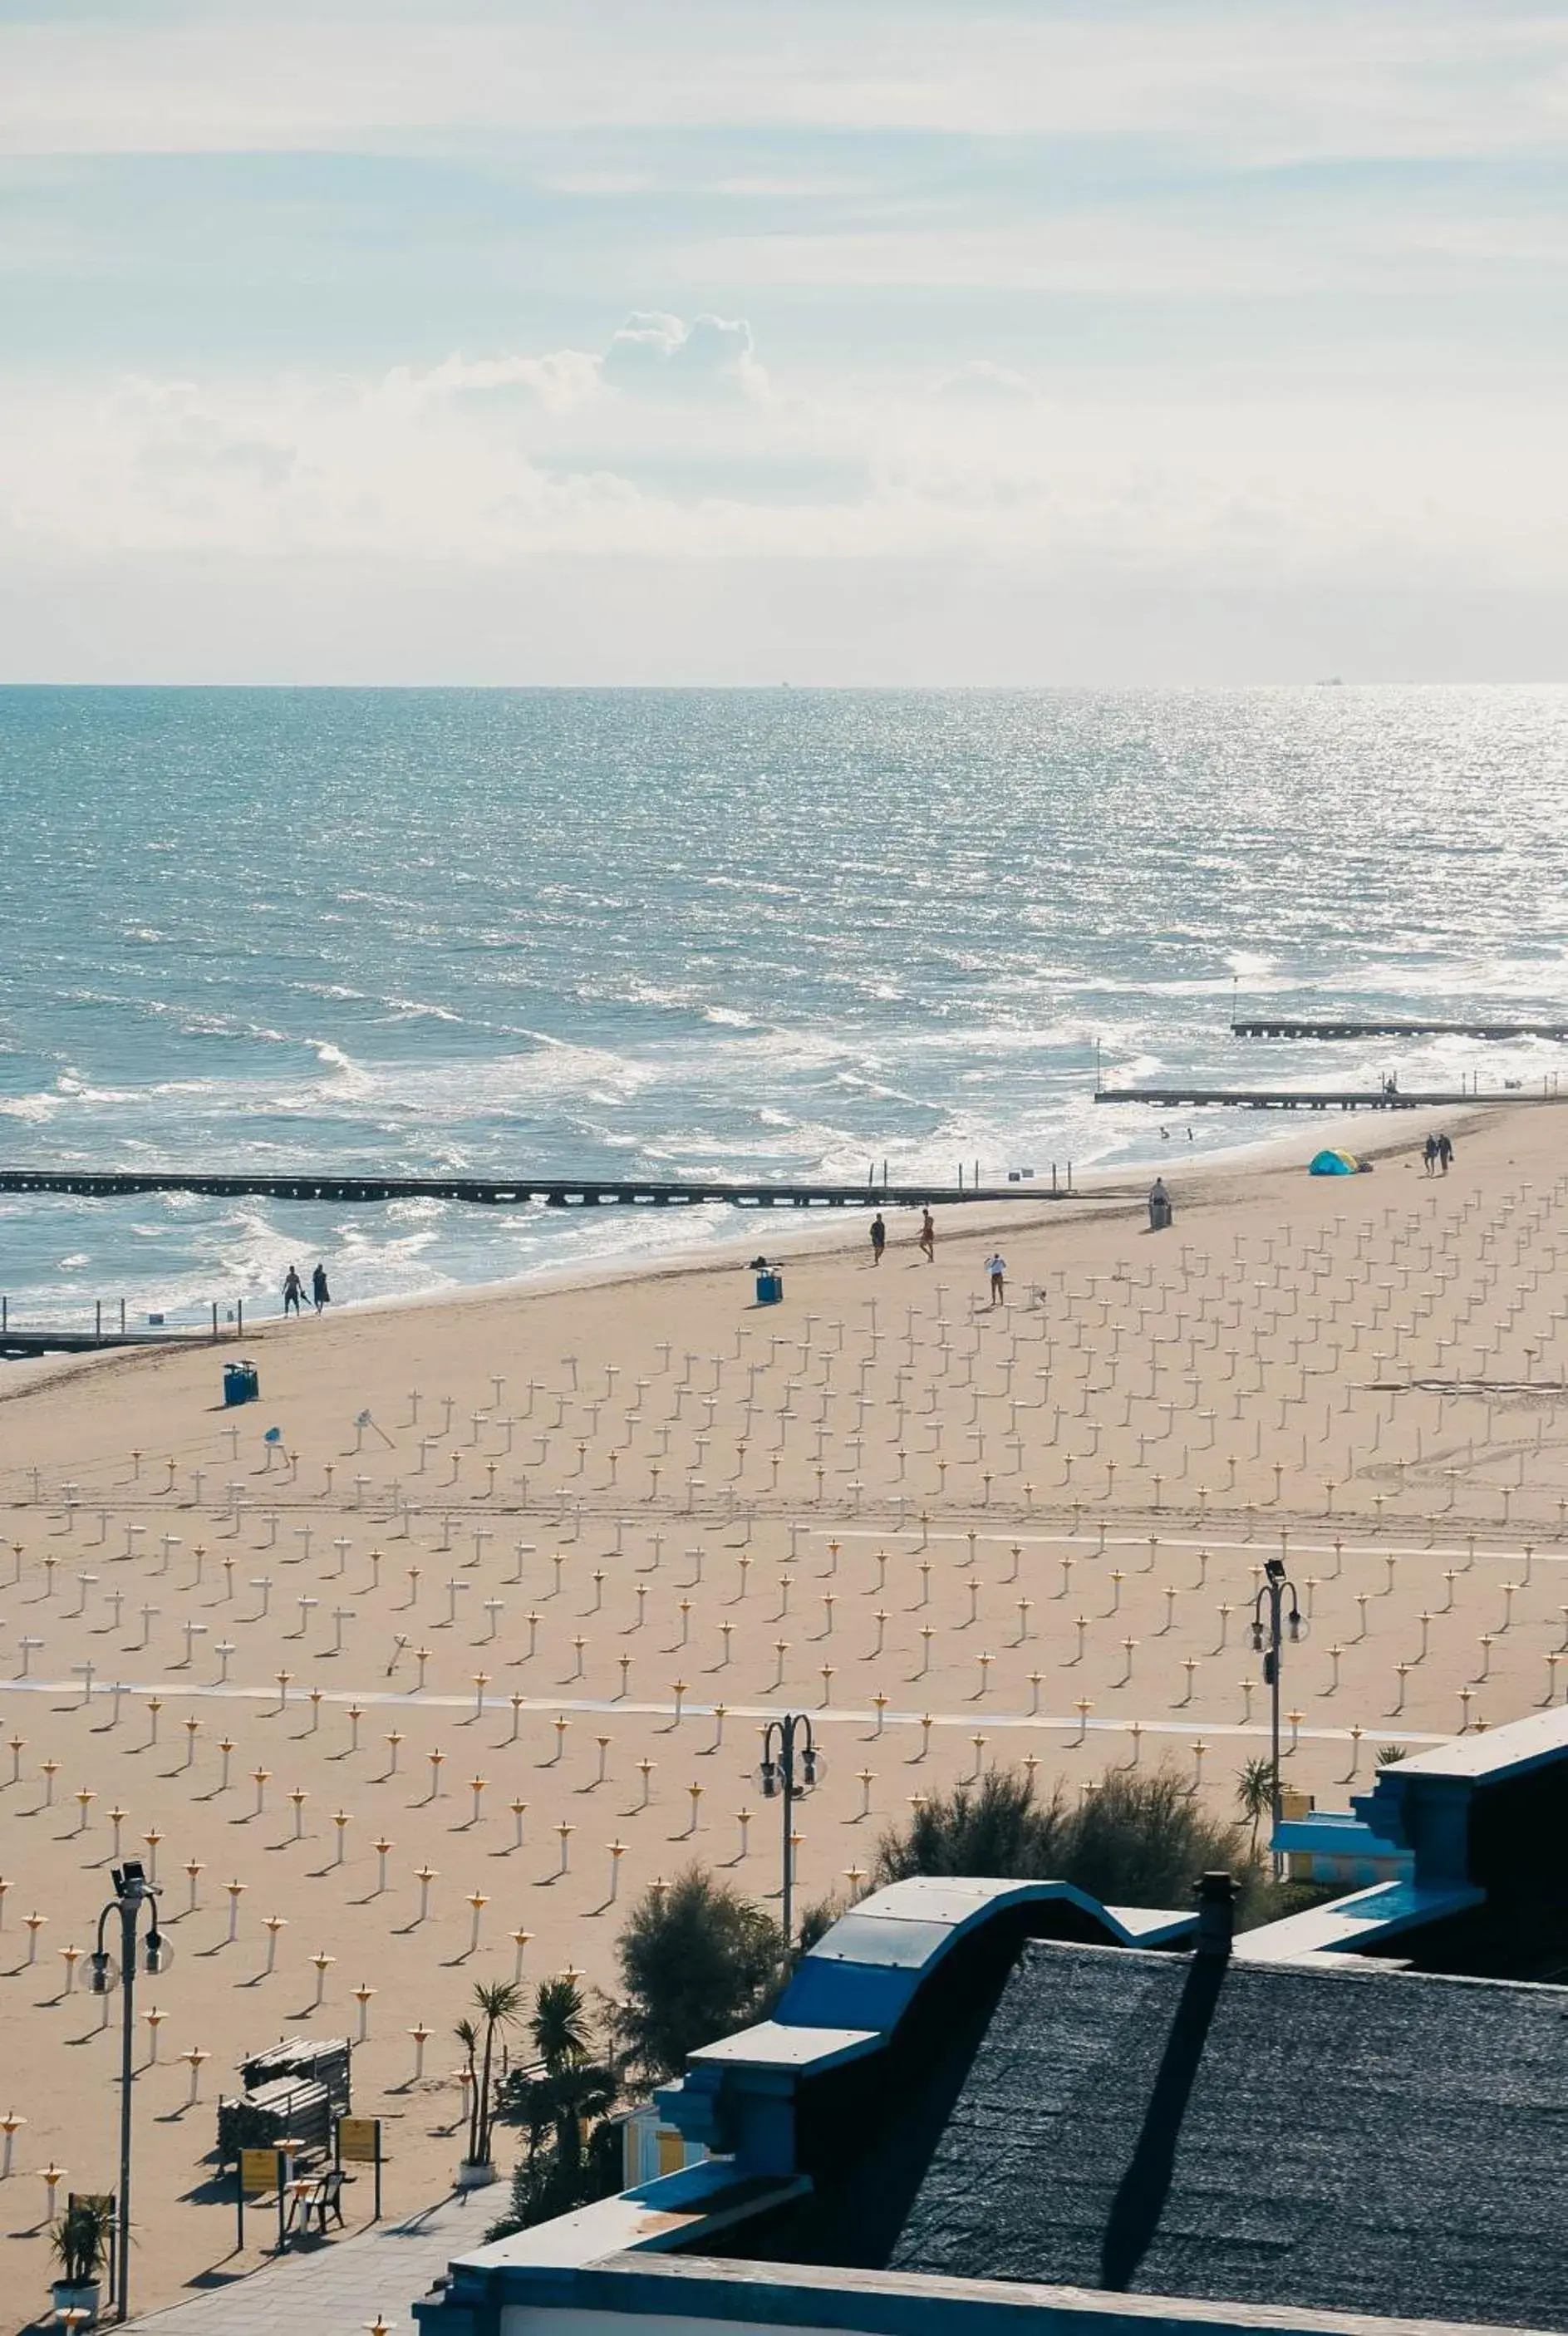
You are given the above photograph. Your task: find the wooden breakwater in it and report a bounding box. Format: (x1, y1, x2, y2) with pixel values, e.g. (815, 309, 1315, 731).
(0, 1168, 1082, 1207)
(1094, 1085, 1566, 1112)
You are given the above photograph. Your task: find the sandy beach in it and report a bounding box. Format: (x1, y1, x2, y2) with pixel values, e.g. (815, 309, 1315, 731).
(2, 1098, 1564, 2325)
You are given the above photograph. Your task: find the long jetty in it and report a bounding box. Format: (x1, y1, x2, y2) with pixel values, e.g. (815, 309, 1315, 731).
(0, 1168, 1079, 1207)
(1095, 1086, 1564, 1112)
(1231, 1016, 1568, 1040)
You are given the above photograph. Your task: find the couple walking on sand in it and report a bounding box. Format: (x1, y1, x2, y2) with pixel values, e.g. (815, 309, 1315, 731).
(868, 1208, 937, 1264)
(1423, 1133, 1455, 1177)
(283, 1261, 332, 1316)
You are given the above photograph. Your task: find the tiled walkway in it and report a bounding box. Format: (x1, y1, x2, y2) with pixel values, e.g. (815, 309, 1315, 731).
(122, 2193, 482, 2335)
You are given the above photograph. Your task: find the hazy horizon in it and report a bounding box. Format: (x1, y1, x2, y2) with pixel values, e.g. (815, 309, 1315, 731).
(4, 2, 1566, 685)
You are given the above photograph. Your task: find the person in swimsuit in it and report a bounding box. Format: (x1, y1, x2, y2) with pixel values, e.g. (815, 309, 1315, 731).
(918, 1209, 936, 1261)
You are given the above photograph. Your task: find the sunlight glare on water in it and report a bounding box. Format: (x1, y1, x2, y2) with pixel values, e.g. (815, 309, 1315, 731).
(1, 686, 1565, 1318)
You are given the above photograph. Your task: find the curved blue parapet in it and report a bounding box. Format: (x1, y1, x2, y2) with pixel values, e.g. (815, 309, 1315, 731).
(659, 1877, 1194, 2171)
(771, 1877, 1194, 2034)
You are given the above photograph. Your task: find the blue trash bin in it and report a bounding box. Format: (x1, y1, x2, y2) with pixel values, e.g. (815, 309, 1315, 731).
(224, 1360, 260, 1405)
(755, 1271, 783, 1306)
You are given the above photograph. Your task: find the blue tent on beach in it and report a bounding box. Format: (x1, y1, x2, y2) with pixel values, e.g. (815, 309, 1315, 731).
(1310, 1147, 1364, 1176)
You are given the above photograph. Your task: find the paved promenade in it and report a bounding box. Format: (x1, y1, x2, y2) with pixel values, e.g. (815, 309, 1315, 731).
(120, 2195, 472, 2336)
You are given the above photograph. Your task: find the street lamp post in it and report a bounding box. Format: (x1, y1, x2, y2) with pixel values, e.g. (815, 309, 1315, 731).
(90, 1860, 168, 2323)
(1250, 1557, 1307, 1874)
(757, 1714, 823, 1952)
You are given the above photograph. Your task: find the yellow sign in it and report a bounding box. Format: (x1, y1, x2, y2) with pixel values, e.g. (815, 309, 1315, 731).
(239, 2149, 279, 2194)
(337, 2117, 380, 2165)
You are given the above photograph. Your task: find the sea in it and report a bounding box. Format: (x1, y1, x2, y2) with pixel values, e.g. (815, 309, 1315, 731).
(1, 686, 1565, 1330)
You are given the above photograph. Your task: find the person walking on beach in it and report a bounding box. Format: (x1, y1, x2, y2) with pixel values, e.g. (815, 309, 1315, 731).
(918, 1208, 936, 1262)
(986, 1252, 1006, 1306)
(869, 1212, 887, 1267)
(1148, 1177, 1172, 1231)
(1423, 1134, 1438, 1178)
(1438, 1132, 1454, 1175)
(282, 1264, 304, 1316)
(311, 1261, 332, 1314)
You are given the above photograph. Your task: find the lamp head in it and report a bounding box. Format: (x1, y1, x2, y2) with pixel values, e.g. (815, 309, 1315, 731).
(1249, 1619, 1266, 1655)
(89, 1950, 111, 1996)
(1264, 1557, 1286, 1585)
(758, 1757, 778, 1799)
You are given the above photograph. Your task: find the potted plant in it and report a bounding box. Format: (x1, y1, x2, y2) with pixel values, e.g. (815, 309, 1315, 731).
(455, 1979, 523, 2188)
(51, 2196, 111, 2327)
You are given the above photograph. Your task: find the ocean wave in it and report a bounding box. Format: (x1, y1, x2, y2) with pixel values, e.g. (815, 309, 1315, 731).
(304, 1038, 377, 1097)
(2, 684, 1565, 1307)
(383, 1001, 465, 1024)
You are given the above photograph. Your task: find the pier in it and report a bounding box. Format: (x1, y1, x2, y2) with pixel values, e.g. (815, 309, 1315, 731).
(1095, 1085, 1566, 1112)
(1231, 1016, 1568, 1041)
(0, 1323, 223, 1356)
(0, 1168, 1079, 1207)
(0, 1294, 243, 1357)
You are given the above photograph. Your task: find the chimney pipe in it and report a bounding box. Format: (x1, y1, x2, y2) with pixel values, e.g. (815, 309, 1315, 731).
(1195, 1870, 1236, 1959)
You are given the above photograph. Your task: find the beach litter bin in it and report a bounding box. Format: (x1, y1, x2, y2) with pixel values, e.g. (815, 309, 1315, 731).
(755, 1270, 784, 1306)
(224, 1360, 260, 1407)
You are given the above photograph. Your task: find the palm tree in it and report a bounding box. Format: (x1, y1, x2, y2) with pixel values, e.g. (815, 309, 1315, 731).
(459, 1977, 525, 2170)
(455, 2016, 480, 2160)
(540, 2054, 616, 2178)
(501, 1974, 616, 2176)
(530, 1974, 591, 2070)
(1235, 1758, 1276, 1857)
(486, 1975, 621, 2240)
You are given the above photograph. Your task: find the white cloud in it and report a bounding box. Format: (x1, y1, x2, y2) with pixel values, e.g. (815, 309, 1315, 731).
(381, 314, 769, 425)
(600, 312, 768, 400)
(5, 332, 1568, 602)
(385, 347, 603, 416)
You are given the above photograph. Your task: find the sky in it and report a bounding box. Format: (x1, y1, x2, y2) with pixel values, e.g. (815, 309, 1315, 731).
(3, 0, 1568, 683)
